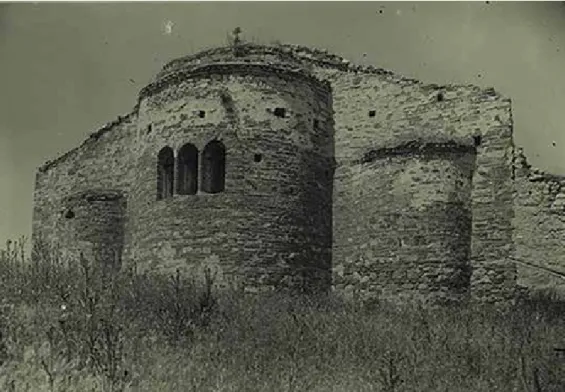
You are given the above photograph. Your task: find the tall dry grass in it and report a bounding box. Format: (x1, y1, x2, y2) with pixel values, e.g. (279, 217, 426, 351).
(1, 236, 564, 391)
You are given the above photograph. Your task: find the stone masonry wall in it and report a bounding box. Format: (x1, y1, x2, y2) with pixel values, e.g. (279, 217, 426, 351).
(512, 148, 565, 289)
(125, 65, 334, 292)
(32, 113, 137, 259)
(33, 43, 522, 304)
(334, 143, 475, 304)
(306, 67, 516, 303)
(161, 43, 518, 301)
(57, 190, 126, 268)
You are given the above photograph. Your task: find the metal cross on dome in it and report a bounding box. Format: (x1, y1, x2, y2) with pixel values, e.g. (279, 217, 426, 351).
(232, 27, 242, 45)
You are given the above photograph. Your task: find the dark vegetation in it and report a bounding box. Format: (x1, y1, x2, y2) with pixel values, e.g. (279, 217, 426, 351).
(1, 236, 564, 391)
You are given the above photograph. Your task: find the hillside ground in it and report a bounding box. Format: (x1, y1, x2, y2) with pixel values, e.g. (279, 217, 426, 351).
(1, 237, 564, 392)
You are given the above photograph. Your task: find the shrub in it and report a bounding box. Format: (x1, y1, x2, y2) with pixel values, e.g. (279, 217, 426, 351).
(1, 237, 565, 391)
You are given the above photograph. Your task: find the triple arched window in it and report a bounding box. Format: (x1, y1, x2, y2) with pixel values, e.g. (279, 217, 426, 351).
(157, 140, 226, 200)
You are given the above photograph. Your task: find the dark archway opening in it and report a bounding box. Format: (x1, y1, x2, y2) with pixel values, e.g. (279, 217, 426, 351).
(177, 143, 198, 195)
(157, 146, 174, 200)
(201, 140, 226, 194)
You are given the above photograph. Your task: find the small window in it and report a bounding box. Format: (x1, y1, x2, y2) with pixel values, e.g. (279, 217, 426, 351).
(473, 135, 482, 147)
(147, 124, 153, 134)
(198, 111, 206, 119)
(254, 153, 262, 163)
(437, 93, 444, 102)
(274, 108, 286, 118)
(368, 110, 376, 117)
(313, 119, 319, 128)
(413, 235, 425, 246)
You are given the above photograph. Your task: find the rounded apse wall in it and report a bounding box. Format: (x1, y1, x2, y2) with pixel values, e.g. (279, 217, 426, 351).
(333, 143, 476, 304)
(125, 65, 334, 292)
(57, 190, 126, 268)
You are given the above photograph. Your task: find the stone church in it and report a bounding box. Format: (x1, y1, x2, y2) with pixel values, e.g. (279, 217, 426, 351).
(32, 37, 565, 304)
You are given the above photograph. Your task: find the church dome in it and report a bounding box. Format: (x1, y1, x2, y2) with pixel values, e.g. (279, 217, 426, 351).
(155, 42, 315, 81)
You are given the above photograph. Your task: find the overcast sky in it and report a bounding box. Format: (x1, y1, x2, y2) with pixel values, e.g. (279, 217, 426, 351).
(1, 1, 565, 246)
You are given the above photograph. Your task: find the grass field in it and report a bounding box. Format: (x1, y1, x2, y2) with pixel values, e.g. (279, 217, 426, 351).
(1, 237, 564, 392)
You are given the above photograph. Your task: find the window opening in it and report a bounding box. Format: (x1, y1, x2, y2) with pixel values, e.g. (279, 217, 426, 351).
(201, 140, 226, 193)
(157, 146, 174, 200)
(177, 143, 198, 195)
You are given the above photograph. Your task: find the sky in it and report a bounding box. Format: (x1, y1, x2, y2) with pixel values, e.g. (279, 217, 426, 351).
(1, 1, 565, 247)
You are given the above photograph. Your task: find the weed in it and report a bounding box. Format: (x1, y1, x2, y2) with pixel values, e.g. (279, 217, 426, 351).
(1, 237, 565, 391)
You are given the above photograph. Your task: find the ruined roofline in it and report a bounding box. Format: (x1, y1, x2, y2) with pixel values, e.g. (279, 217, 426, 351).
(139, 61, 332, 102)
(37, 41, 510, 175)
(157, 42, 508, 100)
(513, 146, 565, 184)
(37, 107, 139, 174)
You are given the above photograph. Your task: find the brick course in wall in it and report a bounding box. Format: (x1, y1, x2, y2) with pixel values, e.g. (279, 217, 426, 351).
(31, 41, 557, 304)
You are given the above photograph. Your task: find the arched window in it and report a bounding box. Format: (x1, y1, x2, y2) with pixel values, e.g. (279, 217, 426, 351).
(157, 147, 174, 200)
(177, 143, 198, 195)
(201, 140, 226, 194)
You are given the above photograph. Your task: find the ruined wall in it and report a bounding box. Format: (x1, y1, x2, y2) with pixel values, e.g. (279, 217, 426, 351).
(333, 143, 475, 304)
(304, 66, 516, 303)
(32, 113, 137, 259)
(125, 64, 334, 292)
(512, 148, 565, 289)
(32, 43, 523, 303)
(155, 44, 518, 302)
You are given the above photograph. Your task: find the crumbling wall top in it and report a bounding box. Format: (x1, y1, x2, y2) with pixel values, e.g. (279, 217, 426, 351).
(139, 61, 331, 102)
(37, 41, 509, 176)
(38, 109, 138, 174)
(157, 42, 507, 98)
(513, 146, 565, 184)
